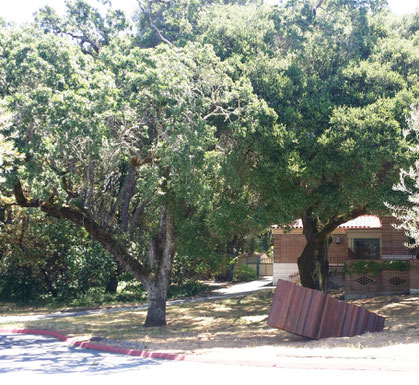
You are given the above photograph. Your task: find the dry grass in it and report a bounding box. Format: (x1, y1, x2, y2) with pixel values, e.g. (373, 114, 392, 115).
(2, 289, 419, 363)
(2, 290, 298, 352)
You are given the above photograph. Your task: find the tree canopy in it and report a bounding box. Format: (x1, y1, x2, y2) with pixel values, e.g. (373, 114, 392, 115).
(192, 0, 419, 288)
(390, 108, 419, 245)
(0, 5, 270, 325)
(1, 0, 418, 323)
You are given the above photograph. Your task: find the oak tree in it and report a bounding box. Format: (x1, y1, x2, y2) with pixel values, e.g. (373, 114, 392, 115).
(0, 11, 267, 325)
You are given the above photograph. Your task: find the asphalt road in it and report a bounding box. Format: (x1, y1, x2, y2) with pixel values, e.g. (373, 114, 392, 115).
(1, 333, 417, 384)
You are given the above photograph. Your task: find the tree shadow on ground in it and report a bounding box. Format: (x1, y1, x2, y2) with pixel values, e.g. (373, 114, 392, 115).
(0, 334, 162, 374)
(19, 291, 419, 355)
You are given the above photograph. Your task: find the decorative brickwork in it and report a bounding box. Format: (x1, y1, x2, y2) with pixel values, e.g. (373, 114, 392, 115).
(345, 272, 381, 295)
(382, 270, 410, 292)
(345, 259, 419, 298)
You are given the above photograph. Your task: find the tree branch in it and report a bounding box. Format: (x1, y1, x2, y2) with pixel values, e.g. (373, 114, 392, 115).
(13, 180, 148, 283)
(312, 0, 325, 16)
(121, 166, 136, 232)
(318, 205, 369, 238)
(137, 0, 172, 46)
(129, 199, 150, 240)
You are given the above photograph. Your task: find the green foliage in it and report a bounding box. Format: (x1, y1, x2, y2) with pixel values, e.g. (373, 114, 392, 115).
(344, 260, 410, 276)
(240, 2, 417, 228)
(233, 264, 258, 282)
(171, 251, 232, 285)
(135, 0, 261, 48)
(34, 0, 131, 55)
(0, 208, 118, 301)
(0, 0, 273, 327)
(1, 0, 418, 303)
(0, 264, 44, 301)
(69, 281, 146, 307)
(390, 107, 419, 243)
(167, 280, 210, 299)
(197, 4, 276, 61)
(242, 231, 273, 255)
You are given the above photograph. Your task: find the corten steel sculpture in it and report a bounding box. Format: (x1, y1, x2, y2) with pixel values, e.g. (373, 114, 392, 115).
(267, 280, 385, 339)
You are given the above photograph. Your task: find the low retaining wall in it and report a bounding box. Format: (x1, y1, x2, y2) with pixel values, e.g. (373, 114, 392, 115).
(345, 259, 419, 299)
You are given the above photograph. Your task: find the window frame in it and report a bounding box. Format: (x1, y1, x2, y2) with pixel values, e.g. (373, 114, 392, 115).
(354, 238, 380, 259)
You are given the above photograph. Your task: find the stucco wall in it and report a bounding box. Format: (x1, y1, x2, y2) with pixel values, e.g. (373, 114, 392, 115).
(273, 263, 298, 285)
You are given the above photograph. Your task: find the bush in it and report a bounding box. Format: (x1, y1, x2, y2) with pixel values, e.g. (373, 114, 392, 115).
(167, 280, 210, 299)
(115, 279, 146, 302)
(233, 264, 258, 282)
(70, 287, 107, 307)
(345, 260, 410, 276)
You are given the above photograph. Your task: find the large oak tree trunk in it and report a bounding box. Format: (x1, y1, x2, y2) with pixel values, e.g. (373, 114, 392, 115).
(144, 207, 176, 327)
(145, 282, 169, 327)
(297, 239, 319, 289)
(297, 212, 331, 292)
(297, 207, 368, 292)
(297, 235, 329, 291)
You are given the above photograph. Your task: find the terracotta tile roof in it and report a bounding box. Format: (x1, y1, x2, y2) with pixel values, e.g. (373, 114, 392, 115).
(275, 215, 382, 229)
(338, 215, 382, 229)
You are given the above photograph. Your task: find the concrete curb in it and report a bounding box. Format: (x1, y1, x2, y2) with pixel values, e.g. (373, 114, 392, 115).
(2, 328, 418, 372)
(0, 328, 186, 361)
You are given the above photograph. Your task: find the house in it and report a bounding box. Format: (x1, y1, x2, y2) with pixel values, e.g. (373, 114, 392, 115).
(272, 215, 416, 286)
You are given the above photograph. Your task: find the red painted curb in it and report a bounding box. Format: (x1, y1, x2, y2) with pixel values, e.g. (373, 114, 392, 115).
(0, 328, 185, 361)
(0, 328, 67, 341)
(2, 328, 418, 372)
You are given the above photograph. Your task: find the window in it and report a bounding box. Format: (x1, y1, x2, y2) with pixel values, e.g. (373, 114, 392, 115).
(354, 239, 380, 259)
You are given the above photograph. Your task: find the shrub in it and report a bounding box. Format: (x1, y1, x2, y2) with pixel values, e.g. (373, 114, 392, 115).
(233, 264, 258, 282)
(344, 260, 410, 276)
(167, 280, 210, 299)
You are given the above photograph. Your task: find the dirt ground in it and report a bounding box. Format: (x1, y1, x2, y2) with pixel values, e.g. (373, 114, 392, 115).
(3, 288, 419, 365)
(193, 292, 419, 366)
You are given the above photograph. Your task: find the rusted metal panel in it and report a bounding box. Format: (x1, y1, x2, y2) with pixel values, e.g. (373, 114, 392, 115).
(268, 280, 385, 339)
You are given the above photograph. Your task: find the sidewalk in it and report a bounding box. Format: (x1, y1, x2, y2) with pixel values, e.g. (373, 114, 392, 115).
(212, 276, 273, 295)
(0, 278, 274, 323)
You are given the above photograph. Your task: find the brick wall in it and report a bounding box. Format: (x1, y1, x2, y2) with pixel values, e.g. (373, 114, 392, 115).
(345, 259, 419, 298)
(410, 260, 419, 293)
(345, 272, 382, 295)
(328, 234, 348, 263)
(381, 216, 409, 257)
(274, 234, 306, 263)
(273, 233, 348, 264)
(273, 233, 281, 263)
(382, 270, 410, 292)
